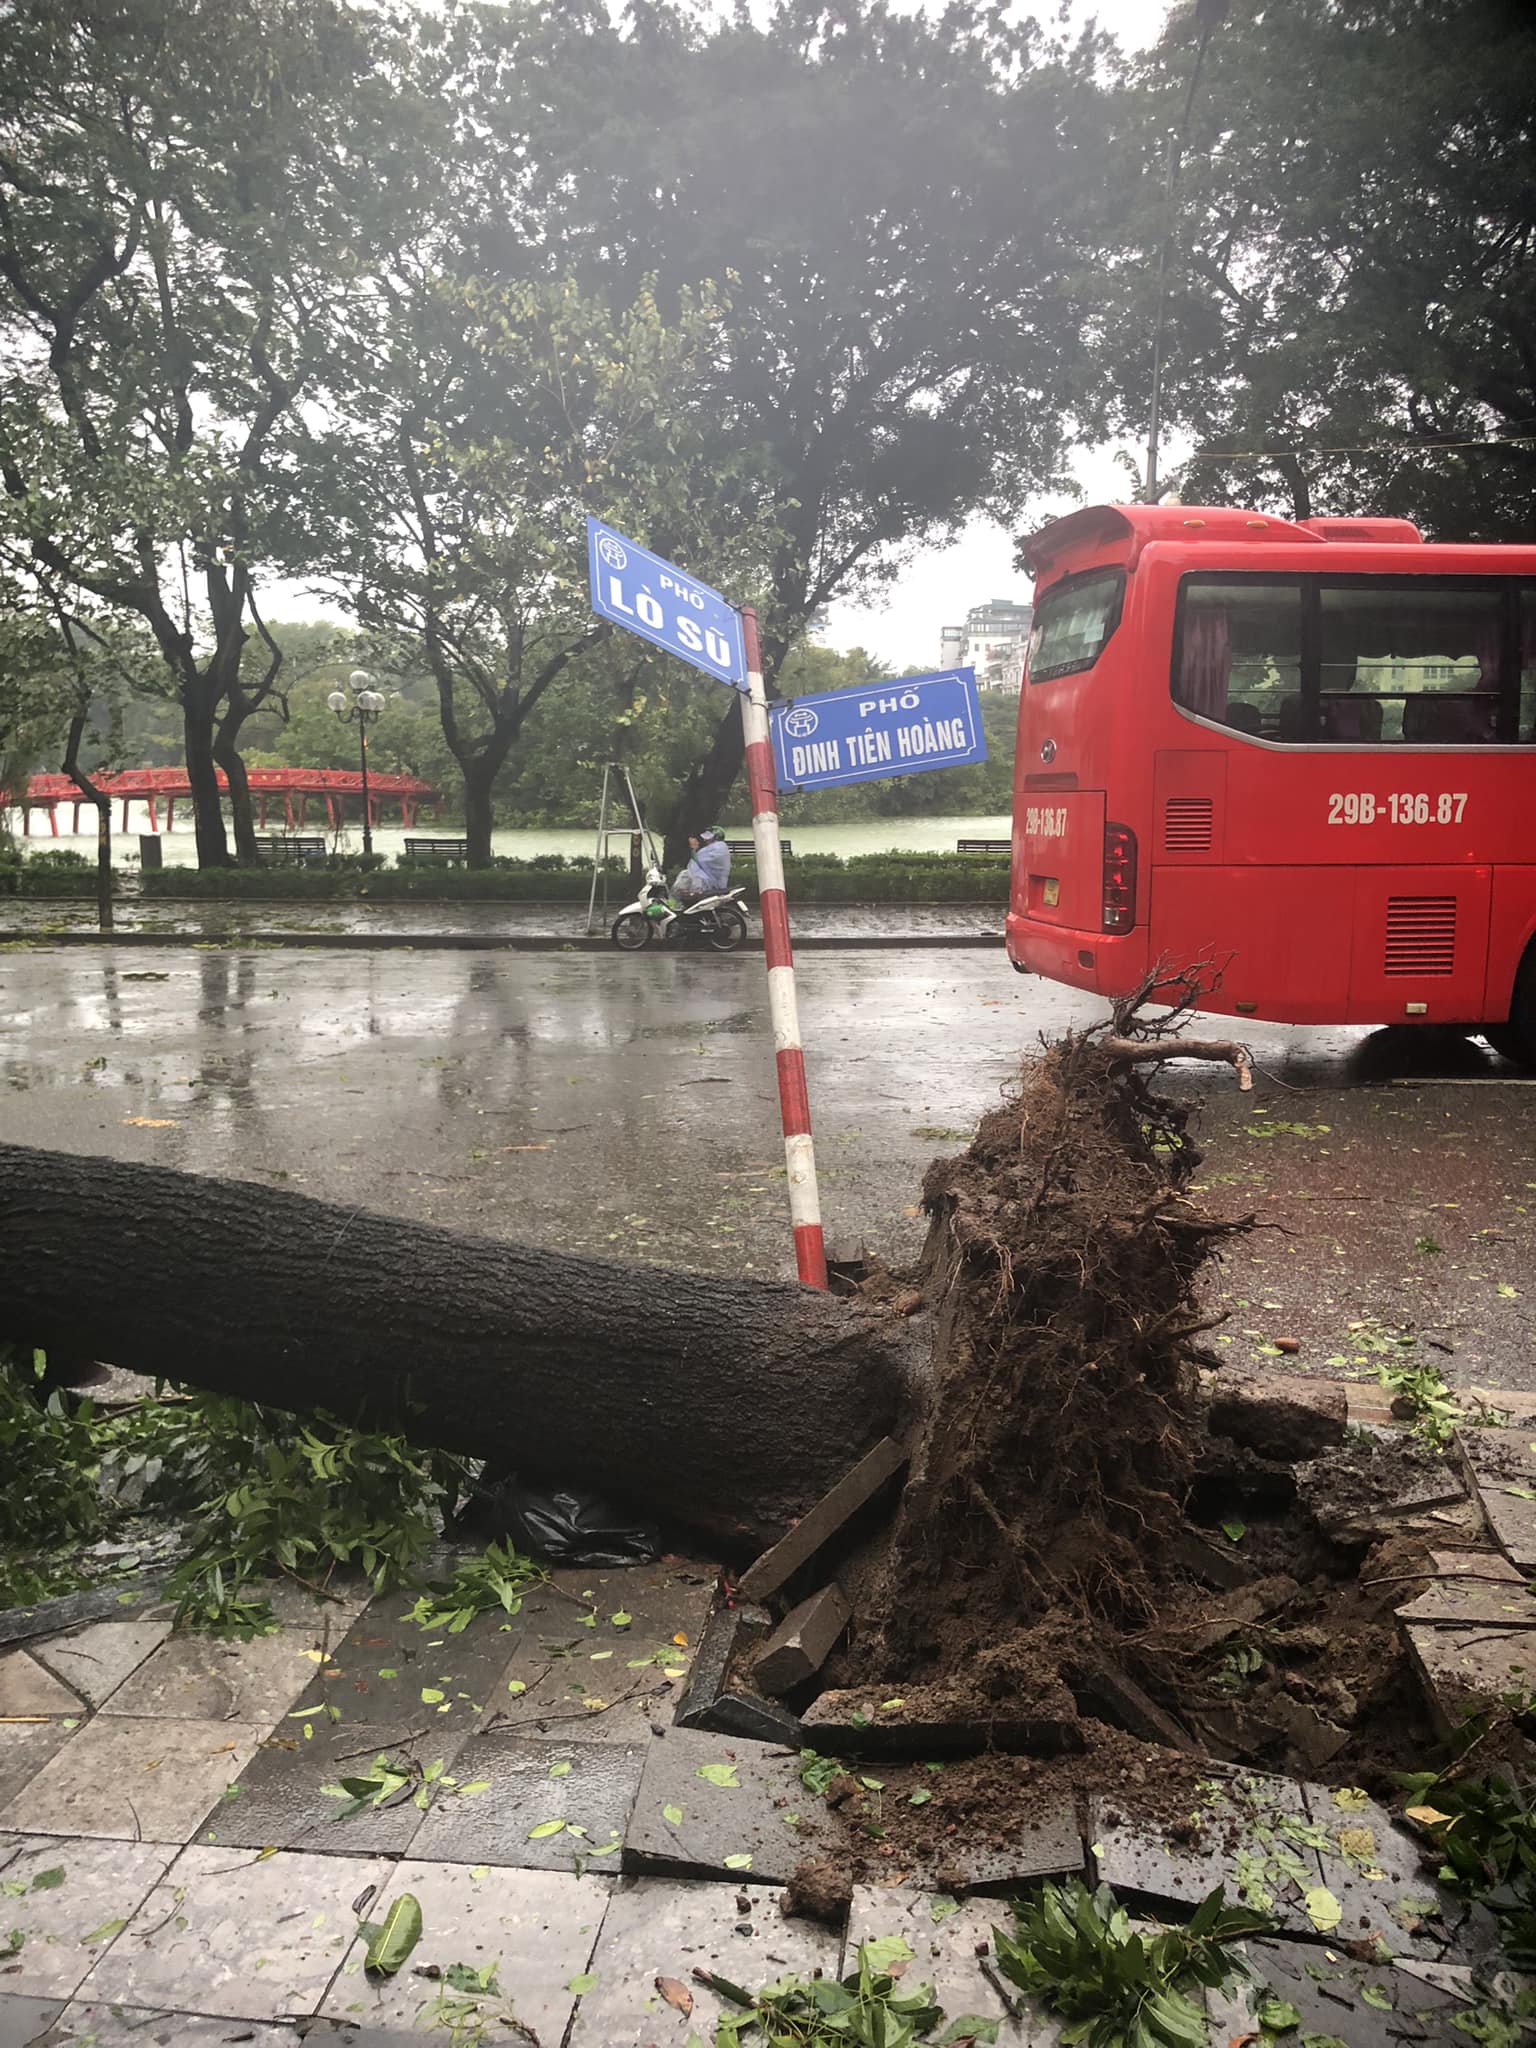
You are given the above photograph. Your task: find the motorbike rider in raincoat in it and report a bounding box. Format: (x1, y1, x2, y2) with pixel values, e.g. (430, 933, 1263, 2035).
(672, 827, 731, 905)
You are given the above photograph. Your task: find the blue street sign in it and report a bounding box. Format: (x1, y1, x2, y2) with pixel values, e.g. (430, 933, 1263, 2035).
(586, 517, 747, 689)
(770, 668, 986, 792)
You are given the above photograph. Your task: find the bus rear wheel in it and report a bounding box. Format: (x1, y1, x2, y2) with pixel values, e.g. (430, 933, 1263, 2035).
(1483, 947, 1536, 1068)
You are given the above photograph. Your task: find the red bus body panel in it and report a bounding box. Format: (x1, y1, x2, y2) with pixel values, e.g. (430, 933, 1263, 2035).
(1007, 506, 1536, 1029)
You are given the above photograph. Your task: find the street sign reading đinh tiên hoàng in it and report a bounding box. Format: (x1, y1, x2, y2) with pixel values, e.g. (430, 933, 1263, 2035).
(585, 517, 747, 689)
(769, 668, 986, 792)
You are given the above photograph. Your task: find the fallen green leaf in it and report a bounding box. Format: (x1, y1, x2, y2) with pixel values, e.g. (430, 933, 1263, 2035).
(29, 1868, 65, 1892)
(528, 1819, 566, 1840)
(723, 1853, 752, 1871)
(1304, 1885, 1342, 1934)
(363, 1892, 422, 1977)
(567, 1972, 597, 1995)
(696, 1763, 739, 1788)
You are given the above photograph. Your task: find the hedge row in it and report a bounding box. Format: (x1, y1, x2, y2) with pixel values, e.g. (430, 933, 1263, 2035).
(132, 850, 1010, 904)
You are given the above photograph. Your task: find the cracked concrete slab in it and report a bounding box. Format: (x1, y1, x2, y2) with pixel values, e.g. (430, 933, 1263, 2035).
(846, 1887, 1060, 2045)
(31, 2007, 304, 2045)
(285, 1591, 517, 1731)
(624, 1727, 808, 1884)
(0, 1727, 74, 1817)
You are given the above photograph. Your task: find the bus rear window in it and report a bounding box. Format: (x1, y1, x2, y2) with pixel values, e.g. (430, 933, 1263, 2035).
(1028, 570, 1124, 683)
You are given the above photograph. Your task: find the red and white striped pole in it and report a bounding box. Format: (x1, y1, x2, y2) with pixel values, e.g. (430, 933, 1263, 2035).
(739, 606, 828, 1291)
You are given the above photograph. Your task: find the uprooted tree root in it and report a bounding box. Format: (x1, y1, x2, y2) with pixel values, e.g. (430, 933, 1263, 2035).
(853, 980, 1254, 1684)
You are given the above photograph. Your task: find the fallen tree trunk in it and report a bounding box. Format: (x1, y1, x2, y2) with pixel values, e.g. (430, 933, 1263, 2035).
(0, 1141, 918, 1551)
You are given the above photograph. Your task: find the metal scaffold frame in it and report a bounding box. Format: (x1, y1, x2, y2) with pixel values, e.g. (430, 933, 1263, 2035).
(584, 762, 661, 934)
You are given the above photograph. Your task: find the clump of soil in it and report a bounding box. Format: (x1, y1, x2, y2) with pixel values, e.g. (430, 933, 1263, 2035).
(853, 1020, 1245, 1683)
(781, 1856, 853, 1924)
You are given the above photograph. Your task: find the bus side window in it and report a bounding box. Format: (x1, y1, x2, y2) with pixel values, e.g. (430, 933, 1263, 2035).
(1523, 588, 1536, 741)
(1319, 582, 1503, 744)
(1173, 579, 1302, 738)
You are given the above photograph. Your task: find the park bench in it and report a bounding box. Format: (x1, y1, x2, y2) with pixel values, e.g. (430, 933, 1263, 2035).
(726, 837, 791, 855)
(404, 837, 471, 864)
(956, 838, 1010, 854)
(253, 834, 327, 863)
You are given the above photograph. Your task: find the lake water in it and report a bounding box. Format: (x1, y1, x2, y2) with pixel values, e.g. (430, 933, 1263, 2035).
(5, 809, 1013, 867)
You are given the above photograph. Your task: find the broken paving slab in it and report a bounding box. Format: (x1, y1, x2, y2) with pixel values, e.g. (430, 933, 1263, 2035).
(674, 1600, 738, 1730)
(1219, 1934, 1477, 2047)
(318, 1860, 609, 2041)
(406, 1729, 643, 1872)
(81, 1844, 394, 2022)
(1089, 1769, 1328, 1935)
(471, 1576, 702, 1746)
(0, 1715, 264, 1844)
(0, 1834, 174, 2000)
(1299, 1783, 1493, 1964)
(567, 1873, 843, 2048)
(1404, 1622, 1536, 1740)
(799, 1683, 1080, 1761)
(0, 1650, 83, 1719)
(757, 1585, 851, 1697)
(1459, 1429, 1536, 1572)
(30, 1622, 172, 1711)
(197, 1719, 478, 1859)
(737, 1438, 907, 1602)
(101, 1629, 324, 1725)
(1396, 1579, 1536, 1628)
(624, 1724, 811, 1884)
(845, 1886, 1059, 2045)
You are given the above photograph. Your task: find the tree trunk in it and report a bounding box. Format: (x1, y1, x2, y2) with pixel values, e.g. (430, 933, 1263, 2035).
(462, 762, 495, 867)
(0, 1142, 917, 1551)
(663, 698, 746, 867)
(213, 711, 260, 866)
(183, 692, 231, 868)
(62, 711, 113, 934)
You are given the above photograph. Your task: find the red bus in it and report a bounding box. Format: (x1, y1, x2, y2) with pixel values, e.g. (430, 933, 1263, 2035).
(1007, 503, 1536, 1064)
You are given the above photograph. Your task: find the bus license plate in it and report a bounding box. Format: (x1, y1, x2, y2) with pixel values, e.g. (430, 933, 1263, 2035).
(1043, 878, 1060, 907)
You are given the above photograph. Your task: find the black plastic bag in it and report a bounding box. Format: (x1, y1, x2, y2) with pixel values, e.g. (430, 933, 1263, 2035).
(458, 1465, 660, 1567)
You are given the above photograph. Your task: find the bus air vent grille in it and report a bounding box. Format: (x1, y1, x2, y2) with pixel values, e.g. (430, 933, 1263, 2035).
(1384, 896, 1457, 976)
(1162, 797, 1214, 852)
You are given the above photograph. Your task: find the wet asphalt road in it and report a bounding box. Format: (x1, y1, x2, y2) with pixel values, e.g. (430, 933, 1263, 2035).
(1, 942, 1532, 1387)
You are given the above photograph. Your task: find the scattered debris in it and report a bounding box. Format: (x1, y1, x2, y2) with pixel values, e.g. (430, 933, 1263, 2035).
(736, 1437, 907, 1602)
(756, 1585, 851, 1697)
(780, 1855, 853, 1925)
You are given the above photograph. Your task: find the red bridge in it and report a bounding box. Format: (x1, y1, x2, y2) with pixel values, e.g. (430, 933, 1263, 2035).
(9, 766, 439, 836)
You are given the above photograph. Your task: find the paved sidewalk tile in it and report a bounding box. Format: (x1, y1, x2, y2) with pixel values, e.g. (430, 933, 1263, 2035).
(32, 2006, 304, 2044)
(80, 1845, 392, 2022)
(0, 1834, 173, 2000)
(0, 1718, 262, 1844)
(30, 1625, 172, 1712)
(286, 1592, 519, 1730)
(0, 1997, 64, 2047)
(0, 1730, 73, 1819)
(202, 1724, 476, 1859)
(568, 1874, 842, 2048)
(318, 1860, 609, 2041)
(0, 1656, 82, 1721)
(847, 1886, 1061, 2044)
(102, 1632, 323, 1725)
(408, 1732, 642, 1872)
(625, 1726, 808, 1883)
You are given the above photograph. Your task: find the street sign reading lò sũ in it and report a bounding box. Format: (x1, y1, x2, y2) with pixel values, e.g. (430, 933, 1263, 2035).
(585, 517, 747, 689)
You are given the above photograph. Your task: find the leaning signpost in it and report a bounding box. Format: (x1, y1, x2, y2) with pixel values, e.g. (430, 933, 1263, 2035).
(585, 523, 992, 1293)
(586, 518, 829, 1290)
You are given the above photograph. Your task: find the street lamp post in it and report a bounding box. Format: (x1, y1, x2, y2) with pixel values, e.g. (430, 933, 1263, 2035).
(328, 669, 386, 856)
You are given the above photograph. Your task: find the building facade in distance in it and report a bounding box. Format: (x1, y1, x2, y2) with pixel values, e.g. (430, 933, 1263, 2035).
(939, 597, 1033, 690)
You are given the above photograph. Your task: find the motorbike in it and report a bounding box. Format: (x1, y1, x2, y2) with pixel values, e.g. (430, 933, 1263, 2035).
(610, 866, 750, 952)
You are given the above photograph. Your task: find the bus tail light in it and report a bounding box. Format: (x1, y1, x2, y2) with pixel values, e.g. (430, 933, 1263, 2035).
(1102, 823, 1138, 933)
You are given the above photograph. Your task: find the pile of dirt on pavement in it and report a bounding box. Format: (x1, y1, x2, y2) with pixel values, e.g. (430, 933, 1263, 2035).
(851, 1012, 1248, 1684)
